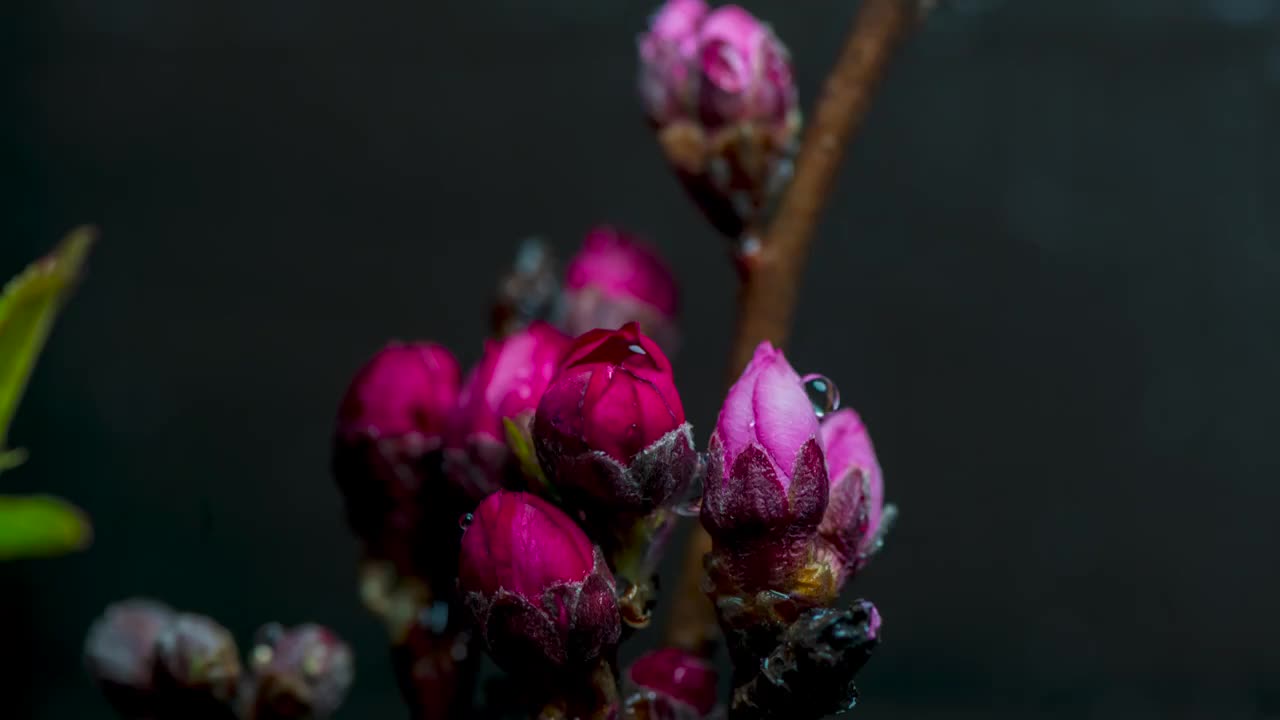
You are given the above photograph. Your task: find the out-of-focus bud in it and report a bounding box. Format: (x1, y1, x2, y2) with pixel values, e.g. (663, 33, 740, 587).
(815, 409, 888, 586)
(445, 323, 571, 498)
(332, 342, 462, 577)
(83, 598, 175, 717)
(244, 623, 354, 720)
(563, 226, 681, 354)
(639, 0, 710, 126)
(458, 491, 621, 672)
(701, 342, 827, 588)
(153, 613, 242, 718)
(534, 322, 695, 513)
(624, 647, 720, 719)
(491, 237, 564, 338)
(695, 6, 796, 133)
(639, 2, 800, 241)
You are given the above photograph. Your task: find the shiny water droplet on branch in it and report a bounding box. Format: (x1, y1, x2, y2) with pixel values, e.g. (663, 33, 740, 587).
(458, 513, 474, 531)
(801, 374, 841, 418)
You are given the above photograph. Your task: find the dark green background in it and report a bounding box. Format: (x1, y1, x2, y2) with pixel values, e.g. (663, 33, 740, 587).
(4, 1, 1279, 717)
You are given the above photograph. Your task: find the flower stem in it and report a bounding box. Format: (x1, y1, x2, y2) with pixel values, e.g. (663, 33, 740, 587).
(535, 657, 620, 720)
(663, 0, 934, 654)
(358, 558, 481, 719)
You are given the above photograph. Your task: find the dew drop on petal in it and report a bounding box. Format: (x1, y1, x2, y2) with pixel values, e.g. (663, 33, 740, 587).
(801, 374, 841, 418)
(458, 513, 474, 531)
(628, 344, 647, 355)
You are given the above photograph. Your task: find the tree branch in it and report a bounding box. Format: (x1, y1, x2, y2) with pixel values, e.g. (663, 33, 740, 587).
(663, 0, 933, 653)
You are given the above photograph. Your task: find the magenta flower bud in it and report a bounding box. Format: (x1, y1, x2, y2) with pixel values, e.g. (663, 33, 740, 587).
(533, 322, 695, 512)
(246, 623, 354, 719)
(153, 613, 242, 716)
(332, 342, 462, 571)
(695, 6, 797, 133)
(626, 648, 719, 718)
(639, 0, 710, 126)
(701, 342, 827, 585)
(84, 598, 176, 717)
(336, 343, 461, 441)
(563, 226, 681, 354)
(458, 491, 620, 672)
(816, 409, 887, 584)
(445, 322, 572, 498)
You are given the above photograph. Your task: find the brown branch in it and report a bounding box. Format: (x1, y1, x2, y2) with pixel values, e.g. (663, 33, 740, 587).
(663, 0, 932, 653)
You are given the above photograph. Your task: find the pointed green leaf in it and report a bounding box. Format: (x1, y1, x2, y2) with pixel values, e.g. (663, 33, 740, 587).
(0, 449, 28, 473)
(0, 227, 95, 459)
(503, 416, 555, 497)
(0, 494, 93, 560)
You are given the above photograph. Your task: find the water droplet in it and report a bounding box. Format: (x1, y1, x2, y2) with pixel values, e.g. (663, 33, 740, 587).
(672, 497, 702, 518)
(628, 344, 647, 355)
(801, 374, 841, 418)
(458, 513, 474, 531)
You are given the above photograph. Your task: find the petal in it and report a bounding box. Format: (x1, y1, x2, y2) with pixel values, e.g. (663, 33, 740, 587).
(751, 349, 818, 485)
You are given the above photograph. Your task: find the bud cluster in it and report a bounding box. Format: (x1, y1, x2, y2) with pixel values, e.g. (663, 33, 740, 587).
(699, 341, 892, 713)
(330, 233, 690, 699)
(701, 342, 890, 602)
(311, 3, 902, 717)
(328, 285, 891, 713)
(84, 599, 352, 720)
(332, 227, 681, 585)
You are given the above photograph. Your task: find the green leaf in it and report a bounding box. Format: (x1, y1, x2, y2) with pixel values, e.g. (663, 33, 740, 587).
(0, 448, 28, 473)
(0, 227, 95, 459)
(0, 494, 93, 560)
(502, 416, 555, 497)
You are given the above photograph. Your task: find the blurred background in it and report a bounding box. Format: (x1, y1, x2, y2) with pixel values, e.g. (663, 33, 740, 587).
(4, 0, 1280, 717)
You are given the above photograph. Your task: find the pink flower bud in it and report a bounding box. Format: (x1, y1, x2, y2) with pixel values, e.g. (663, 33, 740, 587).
(639, 0, 710, 125)
(695, 6, 796, 132)
(445, 322, 572, 498)
(626, 648, 719, 718)
(84, 598, 175, 716)
(639, 3, 800, 240)
(814, 409, 889, 589)
(533, 322, 695, 512)
(701, 342, 827, 584)
(563, 226, 680, 353)
(458, 491, 620, 671)
(246, 623, 354, 719)
(332, 343, 462, 577)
